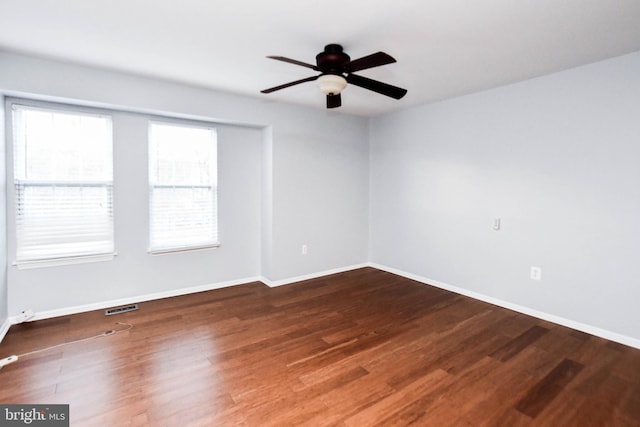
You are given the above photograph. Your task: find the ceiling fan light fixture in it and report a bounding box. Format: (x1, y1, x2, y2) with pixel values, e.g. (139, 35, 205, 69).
(261, 44, 407, 108)
(317, 74, 347, 95)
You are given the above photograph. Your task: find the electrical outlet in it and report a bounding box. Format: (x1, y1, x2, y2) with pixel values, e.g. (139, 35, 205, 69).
(530, 266, 542, 281)
(13, 309, 34, 324)
(0, 355, 19, 368)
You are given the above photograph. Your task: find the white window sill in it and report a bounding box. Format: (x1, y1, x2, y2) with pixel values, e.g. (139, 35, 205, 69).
(13, 253, 117, 270)
(148, 243, 221, 255)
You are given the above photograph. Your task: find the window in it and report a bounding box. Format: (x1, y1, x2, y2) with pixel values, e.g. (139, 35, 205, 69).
(12, 104, 114, 265)
(148, 121, 218, 253)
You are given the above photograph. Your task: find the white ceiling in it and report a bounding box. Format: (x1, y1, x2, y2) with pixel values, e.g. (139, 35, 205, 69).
(1, 0, 640, 116)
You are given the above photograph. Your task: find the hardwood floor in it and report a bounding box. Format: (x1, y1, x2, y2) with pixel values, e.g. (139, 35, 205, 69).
(1, 267, 639, 426)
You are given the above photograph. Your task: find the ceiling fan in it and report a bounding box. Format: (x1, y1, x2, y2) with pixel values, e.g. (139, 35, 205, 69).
(260, 44, 407, 109)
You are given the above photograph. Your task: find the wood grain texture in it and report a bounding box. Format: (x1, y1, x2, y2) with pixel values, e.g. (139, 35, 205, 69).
(515, 358, 584, 418)
(1, 268, 639, 426)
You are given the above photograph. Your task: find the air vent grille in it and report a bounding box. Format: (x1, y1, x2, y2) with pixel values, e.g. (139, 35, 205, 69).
(105, 304, 138, 316)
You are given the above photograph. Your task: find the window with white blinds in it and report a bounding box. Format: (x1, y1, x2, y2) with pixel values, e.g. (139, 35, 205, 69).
(148, 121, 218, 253)
(12, 104, 114, 264)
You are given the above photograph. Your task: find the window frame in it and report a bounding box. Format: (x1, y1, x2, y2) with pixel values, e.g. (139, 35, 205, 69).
(8, 99, 116, 269)
(147, 119, 219, 255)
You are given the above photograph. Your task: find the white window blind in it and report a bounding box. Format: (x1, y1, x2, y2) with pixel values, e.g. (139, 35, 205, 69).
(12, 105, 114, 263)
(148, 122, 218, 253)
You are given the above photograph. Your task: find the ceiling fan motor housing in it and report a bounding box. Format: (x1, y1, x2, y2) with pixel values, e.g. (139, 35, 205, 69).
(316, 44, 350, 75)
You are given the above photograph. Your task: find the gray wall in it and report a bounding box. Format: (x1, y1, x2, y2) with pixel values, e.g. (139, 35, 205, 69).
(2, 48, 639, 347)
(370, 51, 640, 343)
(0, 51, 370, 316)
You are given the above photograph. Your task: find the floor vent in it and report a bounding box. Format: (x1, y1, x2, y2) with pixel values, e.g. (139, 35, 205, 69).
(105, 304, 139, 316)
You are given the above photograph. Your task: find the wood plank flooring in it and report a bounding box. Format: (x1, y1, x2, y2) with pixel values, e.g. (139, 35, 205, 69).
(1, 267, 639, 426)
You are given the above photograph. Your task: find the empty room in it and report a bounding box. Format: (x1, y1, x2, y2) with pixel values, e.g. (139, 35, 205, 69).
(1, 1, 640, 425)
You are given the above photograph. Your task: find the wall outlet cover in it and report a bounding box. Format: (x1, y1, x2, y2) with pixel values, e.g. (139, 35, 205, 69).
(530, 266, 542, 281)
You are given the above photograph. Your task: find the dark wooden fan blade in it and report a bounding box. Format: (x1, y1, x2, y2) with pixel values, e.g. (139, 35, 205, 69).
(261, 75, 319, 93)
(266, 56, 320, 71)
(345, 52, 396, 72)
(326, 93, 341, 109)
(346, 74, 407, 99)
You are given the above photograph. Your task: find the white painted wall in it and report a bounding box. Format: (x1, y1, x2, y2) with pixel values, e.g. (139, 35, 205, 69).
(0, 51, 370, 316)
(370, 51, 640, 342)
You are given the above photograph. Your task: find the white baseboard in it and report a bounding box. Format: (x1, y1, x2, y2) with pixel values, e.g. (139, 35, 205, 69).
(369, 262, 640, 350)
(260, 263, 370, 287)
(7, 262, 637, 351)
(0, 318, 11, 344)
(17, 275, 262, 323)
(2, 263, 370, 330)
